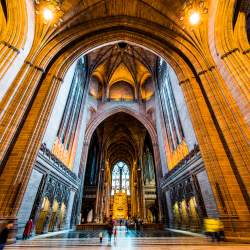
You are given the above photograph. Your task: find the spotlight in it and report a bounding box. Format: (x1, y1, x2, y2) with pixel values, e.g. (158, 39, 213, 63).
(43, 8, 53, 21)
(189, 11, 200, 25)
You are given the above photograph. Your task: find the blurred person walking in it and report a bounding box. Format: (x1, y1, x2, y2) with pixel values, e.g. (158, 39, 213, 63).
(204, 218, 224, 242)
(125, 220, 129, 232)
(113, 225, 117, 241)
(0, 221, 14, 250)
(99, 231, 103, 243)
(107, 216, 114, 244)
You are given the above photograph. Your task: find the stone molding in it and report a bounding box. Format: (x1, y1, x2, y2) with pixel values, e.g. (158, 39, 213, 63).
(39, 143, 80, 190)
(160, 145, 201, 190)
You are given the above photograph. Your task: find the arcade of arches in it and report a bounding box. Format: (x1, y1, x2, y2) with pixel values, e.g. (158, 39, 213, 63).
(0, 0, 249, 244)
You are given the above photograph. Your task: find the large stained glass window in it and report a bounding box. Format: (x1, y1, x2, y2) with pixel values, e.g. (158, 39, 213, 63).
(111, 161, 130, 195)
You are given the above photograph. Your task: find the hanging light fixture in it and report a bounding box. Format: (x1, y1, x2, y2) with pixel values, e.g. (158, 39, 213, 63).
(189, 11, 201, 25)
(35, 0, 64, 26)
(179, 0, 208, 28)
(43, 8, 53, 21)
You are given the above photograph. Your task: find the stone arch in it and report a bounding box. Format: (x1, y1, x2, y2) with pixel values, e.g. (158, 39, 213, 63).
(83, 106, 161, 180)
(0, 19, 249, 235)
(85, 106, 158, 146)
(208, 0, 250, 125)
(0, 0, 35, 101)
(82, 107, 163, 221)
(0, 28, 194, 166)
(109, 81, 135, 100)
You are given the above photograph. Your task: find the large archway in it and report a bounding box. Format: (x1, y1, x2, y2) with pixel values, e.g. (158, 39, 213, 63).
(81, 112, 160, 224)
(0, 5, 249, 239)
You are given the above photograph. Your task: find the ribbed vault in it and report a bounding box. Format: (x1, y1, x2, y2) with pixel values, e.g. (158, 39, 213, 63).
(94, 112, 147, 168)
(88, 43, 155, 100)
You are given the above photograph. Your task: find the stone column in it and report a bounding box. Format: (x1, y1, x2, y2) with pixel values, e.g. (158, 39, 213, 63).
(74, 139, 91, 225)
(95, 159, 105, 223)
(165, 190, 173, 227)
(0, 63, 45, 163)
(137, 157, 146, 220)
(180, 75, 250, 236)
(152, 142, 164, 222)
(64, 190, 76, 229)
(0, 72, 62, 235)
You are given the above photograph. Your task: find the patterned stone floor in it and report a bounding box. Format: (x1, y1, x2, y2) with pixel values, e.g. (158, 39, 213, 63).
(46, 226, 186, 238)
(5, 227, 250, 250)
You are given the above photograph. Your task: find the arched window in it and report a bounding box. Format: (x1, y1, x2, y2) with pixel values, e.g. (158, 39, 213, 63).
(157, 59, 184, 150)
(111, 161, 130, 195)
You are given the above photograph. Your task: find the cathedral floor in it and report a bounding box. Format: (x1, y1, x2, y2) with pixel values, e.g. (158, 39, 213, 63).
(6, 227, 250, 250)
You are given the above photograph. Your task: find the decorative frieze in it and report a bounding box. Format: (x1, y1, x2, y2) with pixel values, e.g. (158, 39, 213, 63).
(40, 143, 79, 183)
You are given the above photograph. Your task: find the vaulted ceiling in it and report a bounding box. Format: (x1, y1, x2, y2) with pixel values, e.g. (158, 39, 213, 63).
(35, 0, 208, 47)
(96, 112, 147, 168)
(41, 0, 187, 33)
(88, 43, 156, 87)
(87, 42, 157, 100)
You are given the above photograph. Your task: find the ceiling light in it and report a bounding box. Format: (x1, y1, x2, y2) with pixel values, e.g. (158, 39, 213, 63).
(189, 11, 200, 25)
(43, 8, 53, 21)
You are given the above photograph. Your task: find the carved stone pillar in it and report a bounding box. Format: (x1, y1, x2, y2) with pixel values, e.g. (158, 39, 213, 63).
(75, 141, 89, 225)
(152, 142, 164, 222)
(180, 76, 250, 236)
(0, 73, 62, 233)
(137, 156, 146, 220)
(64, 190, 75, 229)
(0, 42, 20, 80)
(0, 63, 45, 163)
(95, 160, 105, 223)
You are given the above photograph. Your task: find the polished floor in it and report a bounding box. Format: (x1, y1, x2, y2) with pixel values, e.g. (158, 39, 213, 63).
(46, 226, 187, 238)
(5, 227, 250, 250)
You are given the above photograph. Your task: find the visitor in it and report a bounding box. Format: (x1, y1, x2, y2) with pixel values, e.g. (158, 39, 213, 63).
(99, 231, 103, 243)
(138, 217, 142, 231)
(113, 225, 117, 241)
(23, 219, 33, 240)
(125, 220, 129, 232)
(134, 218, 138, 230)
(216, 219, 225, 242)
(204, 217, 223, 242)
(0, 221, 14, 250)
(107, 217, 113, 243)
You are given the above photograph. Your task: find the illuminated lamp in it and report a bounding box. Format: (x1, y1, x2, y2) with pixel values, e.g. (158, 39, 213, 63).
(43, 8, 53, 21)
(189, 11, 200, 25)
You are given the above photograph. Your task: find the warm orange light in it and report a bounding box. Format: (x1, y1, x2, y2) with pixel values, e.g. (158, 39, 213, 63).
(189, 11, 200, 25)
(43, 8, 53, 21)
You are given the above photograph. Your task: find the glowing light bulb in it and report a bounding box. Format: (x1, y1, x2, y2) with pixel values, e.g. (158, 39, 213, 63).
(43, 8, 53, 21)
(189, 11, 200, 25)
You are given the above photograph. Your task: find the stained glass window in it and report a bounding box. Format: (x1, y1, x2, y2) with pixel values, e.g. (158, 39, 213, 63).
(111, 161, 130, 195)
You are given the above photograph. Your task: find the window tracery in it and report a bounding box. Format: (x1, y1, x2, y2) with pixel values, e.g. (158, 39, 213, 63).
(158, 59, 184, 150)
(111, 161, 130, 195)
